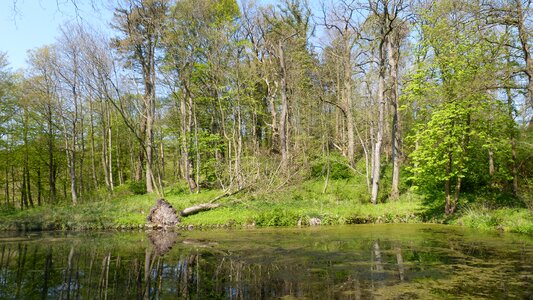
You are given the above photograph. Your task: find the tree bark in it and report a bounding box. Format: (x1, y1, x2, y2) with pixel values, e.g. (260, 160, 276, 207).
(371, 39, 387, 205)
(266, 79, 279, 153)
(180, 88, 197, 193)
(23, 105, 34, 207)
(145, 80, 155, 193)
(108, 106, 114, 192)
(278, 41, 289, 169)
(343, 34, 355, 165)
(180, 203, 221, 217)
(388, 31, 402, 200)
(46, 100, 56, 204)
(88, 98, 98, 190)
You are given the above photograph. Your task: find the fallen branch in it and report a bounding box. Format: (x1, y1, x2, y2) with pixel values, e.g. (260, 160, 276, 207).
(209, 186, 248, 204)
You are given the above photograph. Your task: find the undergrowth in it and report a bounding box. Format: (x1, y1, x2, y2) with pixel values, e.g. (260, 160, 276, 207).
(0, 172, 531, 234)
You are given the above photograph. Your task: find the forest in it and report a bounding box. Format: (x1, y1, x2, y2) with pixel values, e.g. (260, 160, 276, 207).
(0, 0, 532, 232)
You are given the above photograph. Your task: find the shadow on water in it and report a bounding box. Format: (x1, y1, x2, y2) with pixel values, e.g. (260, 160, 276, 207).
(0, 224, 532, 299)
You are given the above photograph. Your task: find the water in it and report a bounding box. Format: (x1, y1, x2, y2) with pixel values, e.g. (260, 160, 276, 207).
(0, 224, 532, 299)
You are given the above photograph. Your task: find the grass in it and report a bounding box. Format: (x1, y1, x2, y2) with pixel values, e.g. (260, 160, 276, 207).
(0, 175, 531, 234)
(453, 206, 533, 234)
(0, 177, 423, 231)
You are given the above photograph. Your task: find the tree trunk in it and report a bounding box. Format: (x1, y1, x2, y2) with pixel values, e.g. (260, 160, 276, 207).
(488, 149, 495, 177)
(278, 41, 289, 169)
(192, 101, 201, 193)
(67, 149, 78, 205)
(145, 89, 155, 193)
(79, 107, 85, 195)
(516, 0, 533, 114)
(135, 115, 146, 182)
(180, 91, 197, 193)
(107, 107, 114, 192)
(4, 166, 9, 206)
(89, 98, 98, 190)
(21, 169, 28, 209)
(445, 152, 453, 215)
(11, 165, 15, 204)
(23, 106, 34, 207)
(37, 167, 42, 206)
(47, 103, 56, 204)
(371, 40, 387, 205)
(505, 86, 518, 195)
(343, 35, 355, 165)
(388, 32, 402, 200)
(143, 36, 157, 194)
(102, 109, 111, 192)
(267, 80, 279, 153)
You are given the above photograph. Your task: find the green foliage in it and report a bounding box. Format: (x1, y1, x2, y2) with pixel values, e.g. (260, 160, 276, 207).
(310, 154, 353, 180)
(129, 181, 147, 195)
(404, 2, 514, 212)
(255, 208, 302, 226)
(213, 0, 240, 23)
(166, 181, 189, 196)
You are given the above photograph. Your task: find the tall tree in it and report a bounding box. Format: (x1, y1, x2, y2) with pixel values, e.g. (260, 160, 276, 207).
(407, 0, 510, 214)
(367, 0, 406, 204)
(112, 0, 168, 194)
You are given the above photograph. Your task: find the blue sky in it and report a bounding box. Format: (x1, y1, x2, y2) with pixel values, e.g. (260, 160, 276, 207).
(1, 0, 325, 71)
(0, 0, 112, 71)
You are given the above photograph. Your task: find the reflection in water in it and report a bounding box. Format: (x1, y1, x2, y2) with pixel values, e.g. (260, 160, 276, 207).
(147, 230, 179, 256)
(0, 225, 531, 299)
(396, 246, 405, 281)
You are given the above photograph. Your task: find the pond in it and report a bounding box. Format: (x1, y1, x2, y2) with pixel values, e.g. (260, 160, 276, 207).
(0, 224, 532, 299)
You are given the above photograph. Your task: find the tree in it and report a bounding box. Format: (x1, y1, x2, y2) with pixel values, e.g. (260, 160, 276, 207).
(26, 48, 60, 204)
(366, 0, 407, 204)
(480, 0, 533, 121)
(112, 0, 168, 194)
(406, 0, 511, 214)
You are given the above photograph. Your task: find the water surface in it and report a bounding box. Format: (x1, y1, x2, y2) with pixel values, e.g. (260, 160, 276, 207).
(0, 224, 532, 299)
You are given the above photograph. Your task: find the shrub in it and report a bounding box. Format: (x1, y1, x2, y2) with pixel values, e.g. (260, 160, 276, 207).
(129, 181, 147, 195)
(311, 155, 353, 180)
(255, 208, 301, 226)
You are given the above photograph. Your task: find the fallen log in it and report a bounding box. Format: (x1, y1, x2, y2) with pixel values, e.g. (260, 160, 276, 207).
(180, 203, 220, 217)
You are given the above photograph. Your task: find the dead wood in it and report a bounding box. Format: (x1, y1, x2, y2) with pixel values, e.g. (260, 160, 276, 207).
(147, 199, 180, 226)
(180, 203, 220, 217)
(146, 187, 248, 226)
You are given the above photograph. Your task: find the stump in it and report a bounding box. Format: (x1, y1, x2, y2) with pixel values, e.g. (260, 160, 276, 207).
(147, 199, 180, 227)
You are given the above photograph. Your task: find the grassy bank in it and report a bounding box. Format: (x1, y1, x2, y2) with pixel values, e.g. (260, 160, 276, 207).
(0, 178, 531, 234)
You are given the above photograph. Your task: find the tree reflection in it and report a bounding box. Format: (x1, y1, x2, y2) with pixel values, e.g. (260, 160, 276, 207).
(0, 228, 531, 299)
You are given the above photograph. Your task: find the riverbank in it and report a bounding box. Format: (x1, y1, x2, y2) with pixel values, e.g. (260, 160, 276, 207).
(0, 179, 531, 234)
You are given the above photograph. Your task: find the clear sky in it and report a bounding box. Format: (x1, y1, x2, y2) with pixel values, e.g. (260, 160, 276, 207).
(0, 0, 325, 71)
(0, 0, 112, 71)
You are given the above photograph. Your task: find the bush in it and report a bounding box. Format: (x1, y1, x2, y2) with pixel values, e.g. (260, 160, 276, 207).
(255, 208, 301, 226)
(311, 155, 353, 180)
(129, 181, 147, 195)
